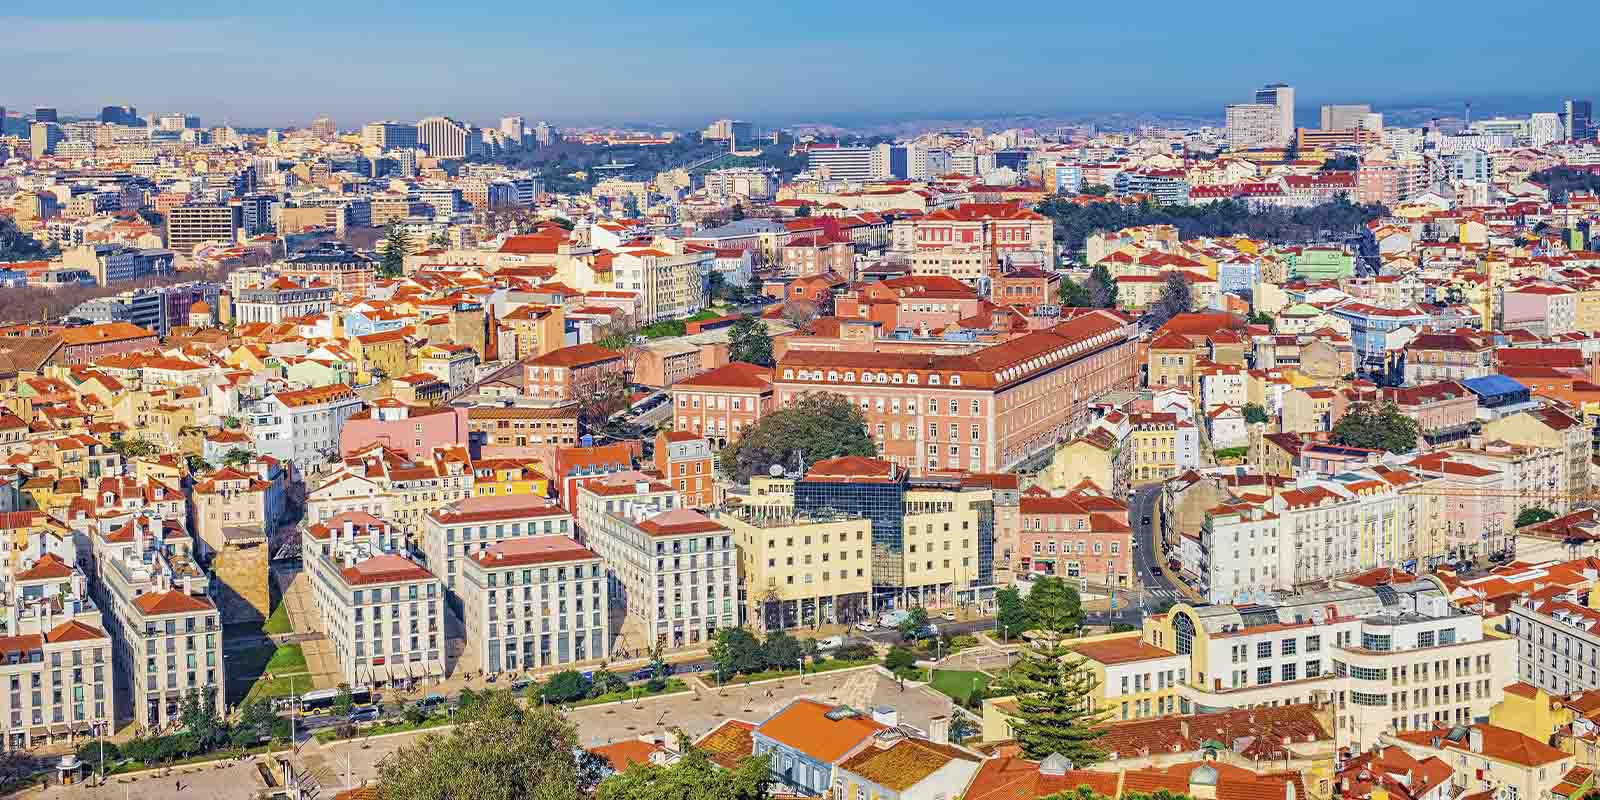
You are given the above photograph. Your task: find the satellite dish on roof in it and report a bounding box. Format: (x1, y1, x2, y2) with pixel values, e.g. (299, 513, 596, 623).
(769, 464, 785, 477)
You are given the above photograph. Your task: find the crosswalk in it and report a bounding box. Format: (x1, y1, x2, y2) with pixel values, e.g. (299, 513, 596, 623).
(1142, 588, 1183, 600)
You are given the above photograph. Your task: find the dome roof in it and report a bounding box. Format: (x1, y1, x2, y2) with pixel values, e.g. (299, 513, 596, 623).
(1189, 764, 1219, 786)
(190, 300, 211, 313)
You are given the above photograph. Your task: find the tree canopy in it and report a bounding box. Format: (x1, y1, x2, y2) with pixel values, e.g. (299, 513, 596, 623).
(1242, 403, 1270, 425)
(1531, 167, 1600, 202)
(995, 644, 1110, 764)
(376, 692, 604, 800)
(598, 736, 772, 800)
(996, 586, 1030, 638)
(1023, 576, 1084, 633)
(1516, 507, 1557, 527)
(1330, 402, 1420, 454)
(728, 315, 774, 367)
(1148, 272, 1194, 327)
(378, 224, 411, 278)
(1037, 196, 1388, 255)
(719, 392, 875, 482)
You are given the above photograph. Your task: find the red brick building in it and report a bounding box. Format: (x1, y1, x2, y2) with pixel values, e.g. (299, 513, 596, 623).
(57, 322, 158, 364)
(772, 309, 1138, 476)
(653, 431, 715, 508)
(670, 362, 773, 448)
(523, 343, 627, 403)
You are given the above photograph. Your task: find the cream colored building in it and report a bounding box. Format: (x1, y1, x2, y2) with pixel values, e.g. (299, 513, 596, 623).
(1143, 580, 1515, 752)
(458, 535, 609, 675)
(717, 507, 872, 631)
(1384, 724, 1572, 800)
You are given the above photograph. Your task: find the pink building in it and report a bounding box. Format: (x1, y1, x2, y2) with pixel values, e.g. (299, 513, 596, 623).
(1016, 490, 1134, 587)
(1407, 452, 1511, 558)
(339, 402, 470, 460)
(1335, 382, 1478, 450)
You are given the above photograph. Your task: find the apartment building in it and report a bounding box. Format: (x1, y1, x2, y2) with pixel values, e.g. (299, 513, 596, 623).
(458, 536, 609, 675)
(612, 247, 712, 324)
(466, 405, 578, 471)
(233, 277, 335, 325)
(580, 492, 736, 650)
(1016, 489, 1134, 587)
(0, 537, 113, 752)
(1129, 412, 1200, 482)
(278, 244, 378, 298)
(1144, 581, 1514, 751)
(1403, 333, 1497, 384)
(772, 310, 1138, 477)
(1484, 407, 1592, 499)
(717, 505, 872, 631)
(246, 383, 363, 472)
(523, 343, 627, 403)
(420, 494, 575, 600)
(670, 362, 773, 448)
(888, 203, 1055, 283)
(653, 431, 715, 508)
(92, 516, 225, 731)
(1508, 588, 1600, 696)
(1387, 724, 1572, 800)
(301, 512, 444, 686)
(165, 204, 241, 255)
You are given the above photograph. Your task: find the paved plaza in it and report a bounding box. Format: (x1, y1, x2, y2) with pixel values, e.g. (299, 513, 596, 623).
(37, 666, 958, 800)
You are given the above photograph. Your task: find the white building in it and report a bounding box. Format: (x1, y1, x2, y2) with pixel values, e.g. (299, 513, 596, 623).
(246, 384, 364, 472)
(416, 116, 481, 160)
(421, 495, 576, 599)
(301, 512, 444, 686)
(458, 536, 609, 675)
(1148, 581, 1513, 752)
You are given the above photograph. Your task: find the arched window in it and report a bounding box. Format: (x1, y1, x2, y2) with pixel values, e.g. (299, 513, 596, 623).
(1174, 612, 1195, 656)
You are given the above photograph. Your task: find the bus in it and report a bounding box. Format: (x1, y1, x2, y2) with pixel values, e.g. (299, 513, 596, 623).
(299, 685, 371, 711)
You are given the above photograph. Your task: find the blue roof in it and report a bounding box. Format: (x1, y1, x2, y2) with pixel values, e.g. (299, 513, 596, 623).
(1461, 375, 1527, 397)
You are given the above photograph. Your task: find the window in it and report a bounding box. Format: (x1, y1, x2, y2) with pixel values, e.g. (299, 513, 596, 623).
(1257, 641, 1272, 659)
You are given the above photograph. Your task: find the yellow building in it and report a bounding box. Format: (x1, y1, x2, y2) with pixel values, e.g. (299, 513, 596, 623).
(719, 507, 872, 630)
(1385, 724, 1573, 800)
(1148, 331, 1197, 389)
(1046, 430, 1124, 497)
(351, 330, 412, 380)
(899, 485, 991, 608)
(1281, 387, 1336, 433)
(982, 631, 1187, 740)
(471, 458, 551, 498)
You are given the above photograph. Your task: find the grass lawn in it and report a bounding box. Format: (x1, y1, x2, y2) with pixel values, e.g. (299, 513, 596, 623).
(230, 643, 310, 706)
(265, 644, 308, 674)
(571, 679, 689, 707)
(262, 603, 293, 635)
(930, 670, 990, 705)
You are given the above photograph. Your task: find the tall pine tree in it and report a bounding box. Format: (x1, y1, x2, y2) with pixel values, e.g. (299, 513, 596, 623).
(379, 224, 411, 278)
(998, 645, 1110, 764)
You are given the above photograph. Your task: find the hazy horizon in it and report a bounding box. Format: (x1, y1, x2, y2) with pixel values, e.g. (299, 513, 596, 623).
(4, 0, 1599, 129)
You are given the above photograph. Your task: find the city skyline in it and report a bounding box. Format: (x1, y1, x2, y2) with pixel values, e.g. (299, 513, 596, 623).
(4, 0, 1600, 127)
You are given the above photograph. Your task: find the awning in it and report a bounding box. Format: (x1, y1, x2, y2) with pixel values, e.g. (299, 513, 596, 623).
(357, 667, 372, 686)
(48, 724, 69, 736)
(379, 664, 395, 683)
(426, 660, 443, 677)
(407, 660, 421, 678)
(28, 726, 47, 740)
(71, 722, 91, 734)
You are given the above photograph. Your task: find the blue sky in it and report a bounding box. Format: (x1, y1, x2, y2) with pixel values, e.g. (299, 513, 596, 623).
(3, 0, 1598, 128)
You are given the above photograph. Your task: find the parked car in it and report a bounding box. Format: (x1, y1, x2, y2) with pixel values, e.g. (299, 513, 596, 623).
(348, 706, 381, 723)
(510, 678, 532, 692)
(939, 611, 956, 621)
(1141, 516, 1151, 525)
(418, 693, 446, 709)
(855, 621, 877, 632)
(816, 635, 844, 650)
(631, 668, 655, 681)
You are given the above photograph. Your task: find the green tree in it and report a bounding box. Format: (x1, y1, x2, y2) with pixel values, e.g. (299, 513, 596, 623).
(1517, 507, 1557, 527)
(709, 627, 763, 680)
(185, 454, 213, 475)
(1248, 310, 1273, 326)
(1080, 184, 1111, 197)
(1024, 576, 1084, 634)
(539, 670, 591, 704)
(996, 586, 1031, 639)
(719, 392, 875, 482)
(728, 315, 774, 367)
(794, 204, 812, 217)
(996, 645, 1111, 764)
(233, 699, 278, 745)
(222, 448, 255, 467)
(598, 734, 771, 800)
(1149, 272, 1194, 327)
(428, 231, 451, 248)
(111, 437, 160, 459)
(761, 631, 803, 672)
(1330, 402, 1420, 454)
(335, 683, 354, 717)
(1087, 264, 1119, 309)
(379, 224, 411, 278)
(884, 645, 917, 673)
(898, 607, 930, 641)
(1059, 278, 1093, 308)
(1242, 403, 1269, 425)
(178, 687, 227, 751)
(376, 694, 601, 800)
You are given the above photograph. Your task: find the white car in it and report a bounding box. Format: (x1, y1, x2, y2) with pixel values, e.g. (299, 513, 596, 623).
(940, 611, 956, 621)
(855, 621, 877, 632)
(816, 635, 844, 650)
